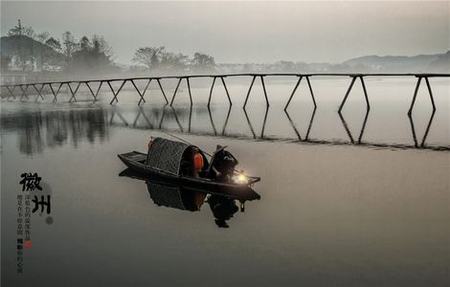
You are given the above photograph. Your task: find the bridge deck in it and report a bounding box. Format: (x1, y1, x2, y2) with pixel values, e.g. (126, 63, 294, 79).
(1, 73, 449, 115)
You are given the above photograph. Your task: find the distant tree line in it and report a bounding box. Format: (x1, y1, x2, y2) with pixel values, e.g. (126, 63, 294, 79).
(4, 20, 446, 75)
(2, 20, 217, 75)
(132, 47, 216, 73)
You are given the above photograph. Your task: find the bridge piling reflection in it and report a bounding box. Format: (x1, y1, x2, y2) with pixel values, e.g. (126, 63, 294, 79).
(1, 102, 447, 155)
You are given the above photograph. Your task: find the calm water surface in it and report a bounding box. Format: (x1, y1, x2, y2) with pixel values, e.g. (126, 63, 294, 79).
(1, 78, 449, 286)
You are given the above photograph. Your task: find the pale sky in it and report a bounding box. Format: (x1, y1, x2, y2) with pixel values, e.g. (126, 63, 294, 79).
(1, 1, 449, 64)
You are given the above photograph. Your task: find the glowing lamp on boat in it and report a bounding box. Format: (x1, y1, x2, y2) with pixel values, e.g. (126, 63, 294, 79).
(232, 172, 249, 184)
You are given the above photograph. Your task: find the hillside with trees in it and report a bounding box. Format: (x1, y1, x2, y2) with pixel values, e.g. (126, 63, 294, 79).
(1, 20, 117, 76)
(1, 34, 64, 72)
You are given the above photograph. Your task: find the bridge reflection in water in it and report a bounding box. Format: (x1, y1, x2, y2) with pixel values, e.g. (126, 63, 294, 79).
(1, 102, 447, 156)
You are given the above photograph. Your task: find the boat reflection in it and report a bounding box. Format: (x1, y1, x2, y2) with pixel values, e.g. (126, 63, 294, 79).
(119, 168, 260, 228)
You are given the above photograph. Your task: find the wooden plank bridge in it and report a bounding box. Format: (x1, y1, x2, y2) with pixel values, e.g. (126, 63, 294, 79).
(1, 73, 449, 115)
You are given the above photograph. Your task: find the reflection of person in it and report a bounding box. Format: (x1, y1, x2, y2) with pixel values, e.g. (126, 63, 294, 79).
(207, 195, 239, 228)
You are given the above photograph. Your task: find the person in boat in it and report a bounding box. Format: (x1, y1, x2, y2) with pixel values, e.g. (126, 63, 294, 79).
(192, 147, 205, 177)
(179, 146, 205, 178)
(187, 145, 238, 181)
(207, 145, 239, 182)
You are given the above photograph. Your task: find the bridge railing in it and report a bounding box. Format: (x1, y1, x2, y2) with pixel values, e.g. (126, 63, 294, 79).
(1, 73, 449, 115)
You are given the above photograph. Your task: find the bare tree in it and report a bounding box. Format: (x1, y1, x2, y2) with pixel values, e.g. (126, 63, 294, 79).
(7, 19, 23, 36)
(45, 37, 62, 52)
(36, 32, 50, 43)
(92, 35, 113, 58)
(159, 51, 188, 72)
(192, 52, 215, 66)
(7, 19, 35, 38)
(79, 36, 91, 51)
(191, 52, 216, 71)
(68, 35, 115, 73)
(62, 31, 78, 63)
(132, 46, 165, 70)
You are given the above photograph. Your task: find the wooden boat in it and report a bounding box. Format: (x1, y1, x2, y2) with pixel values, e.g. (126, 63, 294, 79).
(118, 137, 261, 201)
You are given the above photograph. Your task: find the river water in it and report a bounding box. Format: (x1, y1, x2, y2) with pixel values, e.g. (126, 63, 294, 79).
(1, 77, 449, 286)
